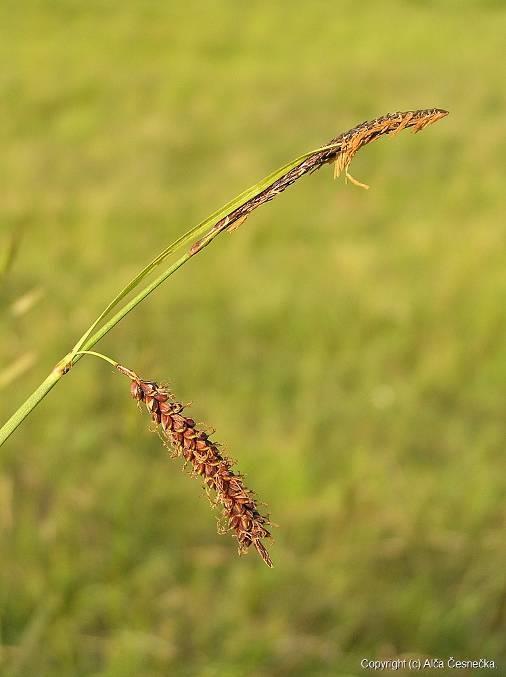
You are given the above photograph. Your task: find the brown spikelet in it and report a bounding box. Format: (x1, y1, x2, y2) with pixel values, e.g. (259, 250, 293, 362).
(329, 109, 447, 188)
(117, 364, 273, 567)
(188, 108, 448, 253)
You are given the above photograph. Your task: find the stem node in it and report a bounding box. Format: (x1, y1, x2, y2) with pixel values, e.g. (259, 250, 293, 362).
(54, 353, 74, 375)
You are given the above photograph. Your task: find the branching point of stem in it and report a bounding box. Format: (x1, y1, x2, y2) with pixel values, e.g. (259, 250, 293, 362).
(53, 353, 75, 376)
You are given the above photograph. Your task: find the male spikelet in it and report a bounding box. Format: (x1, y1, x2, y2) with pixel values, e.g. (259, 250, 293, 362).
(189, 108, 448, 252)
(117, 365, 273, 567)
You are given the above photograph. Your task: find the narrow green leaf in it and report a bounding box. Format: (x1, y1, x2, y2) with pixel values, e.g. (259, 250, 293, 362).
(72, 142, 339, 352)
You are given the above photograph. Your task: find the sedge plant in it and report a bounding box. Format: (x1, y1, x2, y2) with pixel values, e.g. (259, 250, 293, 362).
(0, 109, 448, 564)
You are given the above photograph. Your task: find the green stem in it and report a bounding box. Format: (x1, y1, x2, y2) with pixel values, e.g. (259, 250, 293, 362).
(0, 250, 193, 447)
(80, 250, 193, 352)
(70, 142, 340, 355)
(0, 352, 119, 446)
(0, 369, 63, 447)
(73, 351, 119, 367)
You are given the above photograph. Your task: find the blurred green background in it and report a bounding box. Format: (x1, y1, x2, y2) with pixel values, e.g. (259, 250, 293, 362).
(1, 1, 505, 675)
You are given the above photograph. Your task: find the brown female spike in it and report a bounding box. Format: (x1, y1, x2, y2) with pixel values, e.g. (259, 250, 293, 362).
(117, 364, 273, 567)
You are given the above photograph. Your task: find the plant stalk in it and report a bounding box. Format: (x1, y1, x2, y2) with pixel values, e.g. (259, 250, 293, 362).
(0, 248, 197, 446)
(0, 108, 448, 448)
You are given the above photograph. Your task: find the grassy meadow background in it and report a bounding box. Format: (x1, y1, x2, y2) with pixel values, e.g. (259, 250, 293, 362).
(1, 1, 505, 675)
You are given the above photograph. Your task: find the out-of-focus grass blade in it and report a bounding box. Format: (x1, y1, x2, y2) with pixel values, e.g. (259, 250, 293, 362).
(0, 352, 37, 390)
(10, 288, 45, 318)
(0, 227, 24, 288)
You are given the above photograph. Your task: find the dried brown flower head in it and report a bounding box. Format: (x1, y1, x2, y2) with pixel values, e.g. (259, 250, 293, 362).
(117, 365, 273, 567)
(189, 108, 448, 254)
